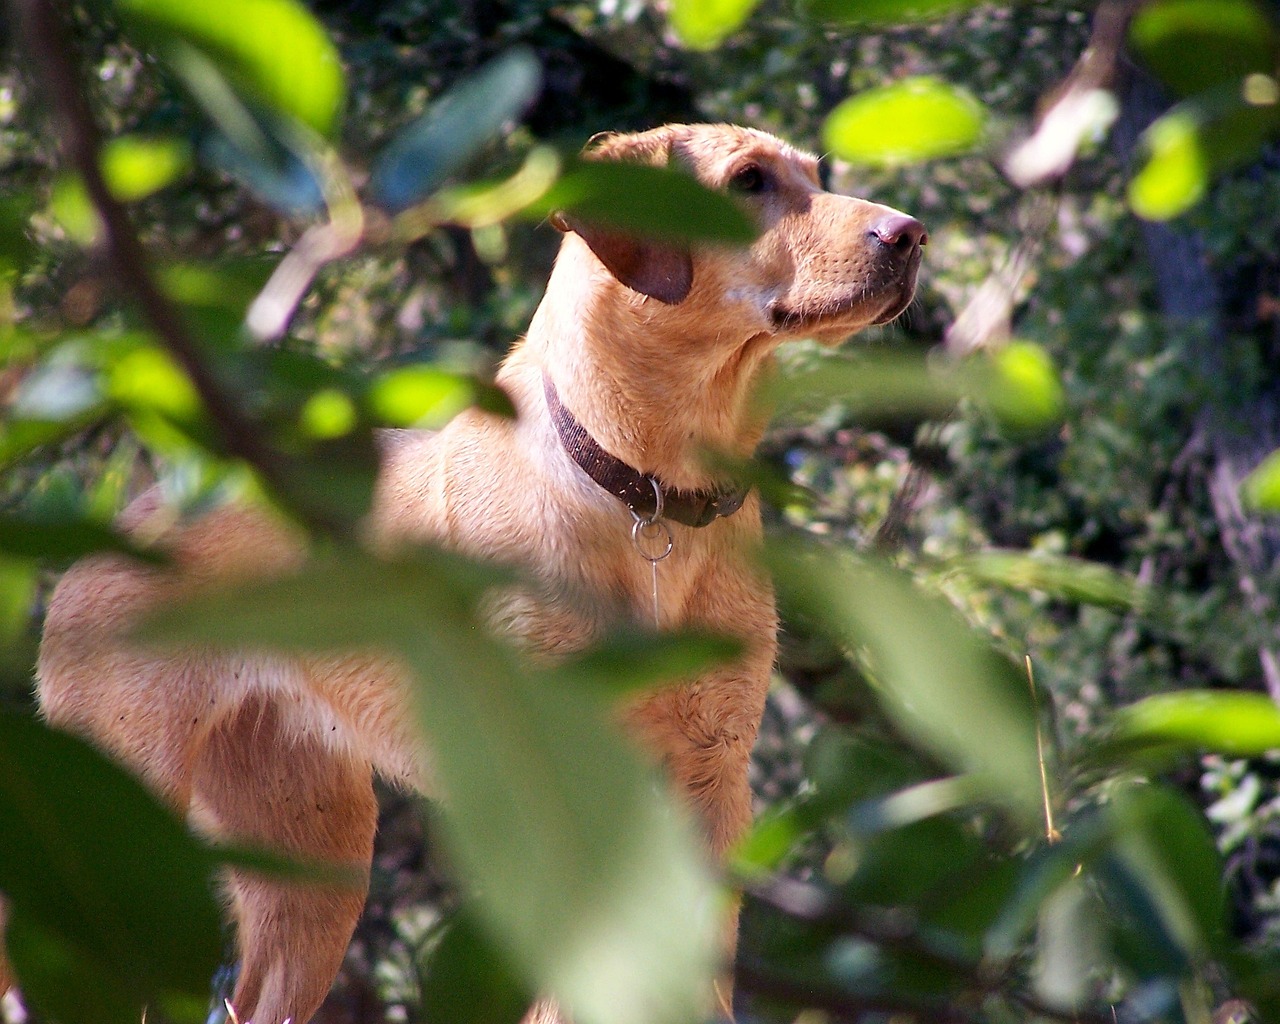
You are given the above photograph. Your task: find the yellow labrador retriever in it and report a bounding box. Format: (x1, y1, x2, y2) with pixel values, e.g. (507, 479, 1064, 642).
(4, 124, 924, 1023)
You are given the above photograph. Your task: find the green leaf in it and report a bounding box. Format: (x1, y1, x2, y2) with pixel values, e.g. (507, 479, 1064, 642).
(806, 0, 984, 23)
(534, 161, 757, 246)
(1110, 783, 1227, 957)
(1129, 97, 1278, 221)
(769, 344, 1064, 433)
(1242, 447, 1280, 510)
(949, 551, 1144, 610)
(1128, 109, 1210, 220)
(0, 513, 160, 565)
(1129, 0, 1277, 97)
(770, 539, 1043, 824)
(1098, 690, 1280, 764)
(0, 711, 223, 1024)
(668, 0, 761, 49)
(370, 49, 542, 214)
(137, 547, 719, 1024)
(420, 909, 532, 1024)
(823, 78, 985, 166)
(556, 628, 741, 697)
(367, 366, 514, 429)
(116, 0, 346, 137)
(978, 342, 1065, 431)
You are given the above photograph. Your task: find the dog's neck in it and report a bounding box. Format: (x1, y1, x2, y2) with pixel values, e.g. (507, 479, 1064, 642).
(515, 239, 776, 492)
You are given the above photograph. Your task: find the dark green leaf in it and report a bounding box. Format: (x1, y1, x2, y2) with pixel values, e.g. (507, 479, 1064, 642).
(116, 0, 346, 137)
(0, 711, 223, 1023)
(771, 538, 1043, 823)
(0, 513, 160, 564)
(806, 0, 985, 24)
(534, 161, 757, 246)
(823, 78, 985, 166)
(421, 909, 533, 1024)
(370, 49, 542, 214)
(1129, 0, 1277, 97)
(1110, 783, 1227, 957)
(137, 547, 718, 1024)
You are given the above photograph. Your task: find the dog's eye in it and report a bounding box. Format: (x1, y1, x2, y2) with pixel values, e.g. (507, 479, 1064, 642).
(730, 164, 771, 194)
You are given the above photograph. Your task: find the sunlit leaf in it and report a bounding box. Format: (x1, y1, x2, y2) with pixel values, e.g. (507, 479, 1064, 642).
(949, 551, 1143, 610)
(0, 711, 224, 1024)
(367, 366, 513, 429)
(534, 161, 757, 246)
(770, 538, 1042, 823)
(669, 0, 761, 49)
(49, 135, 193, 244)
(1129, 98, 1277, 221)
(370, 49, 541, 214)
(116, 0, 346, 137)
(824, 78, 985, 166)
(1128, 110, 1209, 220)
(0, 559, 36, 640)
(1242, 447, 1280, 510)
(1130, 0, 1277, 97)
(807, 0, 983, 23)
(1098, 690, 1280, 764)
(138, 547, 719, 1024)
(979, 342, 1065, 431)
(769, 344, 1063, 433)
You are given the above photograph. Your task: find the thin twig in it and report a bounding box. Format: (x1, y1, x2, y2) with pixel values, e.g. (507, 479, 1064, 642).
(10, 0, 343, 534)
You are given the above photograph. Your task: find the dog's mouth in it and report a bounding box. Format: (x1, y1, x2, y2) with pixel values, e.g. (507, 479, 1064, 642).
(771, 260, 921, 335)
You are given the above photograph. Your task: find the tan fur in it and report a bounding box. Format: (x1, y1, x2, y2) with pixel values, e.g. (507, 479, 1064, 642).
(1, 125, 923, 1023)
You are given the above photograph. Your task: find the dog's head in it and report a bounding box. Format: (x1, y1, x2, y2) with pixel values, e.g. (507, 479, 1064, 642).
(552, 123, 925, 347)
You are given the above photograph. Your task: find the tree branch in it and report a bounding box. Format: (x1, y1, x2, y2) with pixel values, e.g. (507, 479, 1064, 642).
(9, 0, 344, 534)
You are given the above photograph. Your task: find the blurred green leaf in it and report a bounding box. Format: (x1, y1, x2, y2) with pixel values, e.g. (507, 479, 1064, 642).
(979, 342, 1065, 431)
(1111, 783, 1227, 958)
(771, 538, 1042, 823)
(420, 909, 532, 1024)
(1130, 0, 1277, 97)
(949, 550, 1143, 610)
(1128, 109, 1210, 220)
(1097, 690, 1280, 764)
(769, 344, 1063, 433)
(1242, 446, 1280, 510)
(823, 78, 985, 166)
(370, 49, 541, 214)
(116, 0, 346, 137)
(0, 559, 36, 640)
(367, 366, 514, 429)
(669, 0, 761, 49)
(137, 547, 719, 1024)
(0, 710, 223, 1024)
(0, 193, 36, 278)
(534, 161, 757, 246)
(0, 513, 160, 565)
(1129, 97, 1278, 221)
(557, 628, 741, 697)
(806, 0, 984, 23)
(1032, 874, 1104, 1011)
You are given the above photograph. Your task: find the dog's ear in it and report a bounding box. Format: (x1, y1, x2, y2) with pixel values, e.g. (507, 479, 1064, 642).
(551, 212, 693, 305)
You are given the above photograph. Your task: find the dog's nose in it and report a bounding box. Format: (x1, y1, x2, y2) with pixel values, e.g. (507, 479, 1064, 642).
(871, 214, 928, 250)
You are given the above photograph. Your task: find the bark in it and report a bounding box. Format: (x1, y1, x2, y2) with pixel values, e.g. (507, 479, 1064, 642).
(1112, 61, 1280, 700)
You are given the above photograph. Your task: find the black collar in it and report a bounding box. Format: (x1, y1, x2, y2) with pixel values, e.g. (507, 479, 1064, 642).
(542, 375, 750, 528)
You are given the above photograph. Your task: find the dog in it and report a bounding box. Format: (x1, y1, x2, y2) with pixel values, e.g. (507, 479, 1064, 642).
(3, 123, 924, 1023)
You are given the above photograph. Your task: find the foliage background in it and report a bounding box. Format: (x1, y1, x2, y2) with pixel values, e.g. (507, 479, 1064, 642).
(5, 1, 1280, 1023)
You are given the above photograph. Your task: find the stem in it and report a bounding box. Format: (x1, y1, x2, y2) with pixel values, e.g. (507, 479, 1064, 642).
(9, 0, 343, 534)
